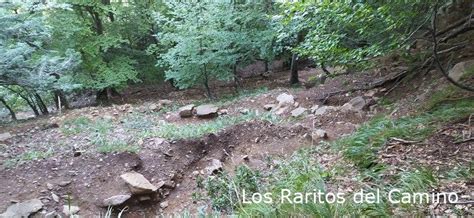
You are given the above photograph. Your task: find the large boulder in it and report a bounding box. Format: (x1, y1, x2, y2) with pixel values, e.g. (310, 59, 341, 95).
(195, 104, 218, 118)
(0, 199, 43, 218)
(178, 104, 195, 118)
(120, 172, 158, 195)
(448, 60, 474, 82)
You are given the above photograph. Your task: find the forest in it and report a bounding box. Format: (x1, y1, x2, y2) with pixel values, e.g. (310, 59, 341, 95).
(0, 0, 473, 217)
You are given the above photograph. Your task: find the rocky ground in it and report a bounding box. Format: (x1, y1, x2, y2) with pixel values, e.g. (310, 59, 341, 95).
(0, 63, 473, 217)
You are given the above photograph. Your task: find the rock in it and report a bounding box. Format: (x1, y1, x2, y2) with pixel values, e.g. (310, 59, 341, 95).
(158, 99, 172, 106)
(364, 90, 377, 97)
(149, 103, 160, 112)
(62, 205, 80, 217)
(46, 183, 54, 190)
(160, 201, 169, 209)
(314, 106, 327, 115)
(240, 108, 250, 114)
(276, 93, 295, 106)
(51, 193, 59, 202)
(178, 104, 195, 118)
(273, 105, 289, 115)
(103, 194, 131, 207)
(0, 199, 43, 218)
(263, 104, 275, 111)
(58, 181, 71, 187)
(312, 129, 328, 140)
(310, 105, 319, 113)
(138, 196, 151, 202)
(341, 96, 367, 112)
(0, 132, 13, 142)
(206, 159, 223, 175)
(195, 104, 218, 118)
(448, 60, 474, 82)
(291, 107, 306, 117)
(120, 172, 158, 194)
(218, 109, 228, 115)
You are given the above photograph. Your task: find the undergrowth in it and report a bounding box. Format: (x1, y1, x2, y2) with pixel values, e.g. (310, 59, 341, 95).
(201, 98, 473, 217)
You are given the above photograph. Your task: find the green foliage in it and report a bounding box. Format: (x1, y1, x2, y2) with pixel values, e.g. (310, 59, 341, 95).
(277, 1, 433, 69)
(204, 165, 261, 212)
(155, 1, 274, 95)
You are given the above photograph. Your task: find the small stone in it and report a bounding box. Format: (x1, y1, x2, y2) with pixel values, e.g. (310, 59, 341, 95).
(58, 181, 71, 187)
(341, 96, 367, 112)
(103, 194, 131, 207)
(52, 193, 60, 202)
(160, 201, 169, 209)
(240, 108, 250, 114)
(138, 196, 151, 202)
(291, 107, 306, 117)
(218, 109, 228, 115)
(314, 106, 327, 116)
(62, 205, 80, 216)
(46, 183, 54, 190)
(263, 104, 275, 111)
(312, 129, 328, 140)
(242, 155, 249, 161)
(205, 159, 223, 175)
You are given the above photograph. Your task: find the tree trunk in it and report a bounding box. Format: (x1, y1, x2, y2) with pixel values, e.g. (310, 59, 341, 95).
(321, 63, 331, 75)
(290, 53, 299, 84)
(264, 60, 269, 72)
(290, 32, 304, 85)
(0, 97, 17, 121)
(54, 90, 70, 110)
(34, 93, 49, 115)
(233, 64, 242, 92)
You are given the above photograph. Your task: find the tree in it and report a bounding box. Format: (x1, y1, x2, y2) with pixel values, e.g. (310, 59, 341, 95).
(156, 2, 267, 97)
(0, 1, 80, 116)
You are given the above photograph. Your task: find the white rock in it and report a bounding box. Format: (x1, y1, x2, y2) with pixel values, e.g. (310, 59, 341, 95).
(0, 199, 43, 218)
(195, 104, 219, 118)
(314, 106, 327, 115)
(120, 172, 158, 194)
(291, 107, 306, 117)
(62, 205, 80, 217)
(103, 194, 131, 207)
(276, 93, 295, 106)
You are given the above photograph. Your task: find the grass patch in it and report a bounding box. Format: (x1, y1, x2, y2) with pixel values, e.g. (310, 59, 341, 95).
(61, 116, 112, 135)
(143, 111, 279, 140)
(4, 148, 54, 167)
(337, 99, 474, 169)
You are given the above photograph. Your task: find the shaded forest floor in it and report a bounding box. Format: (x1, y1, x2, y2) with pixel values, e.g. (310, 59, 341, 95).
(0, 65, 473, 216)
